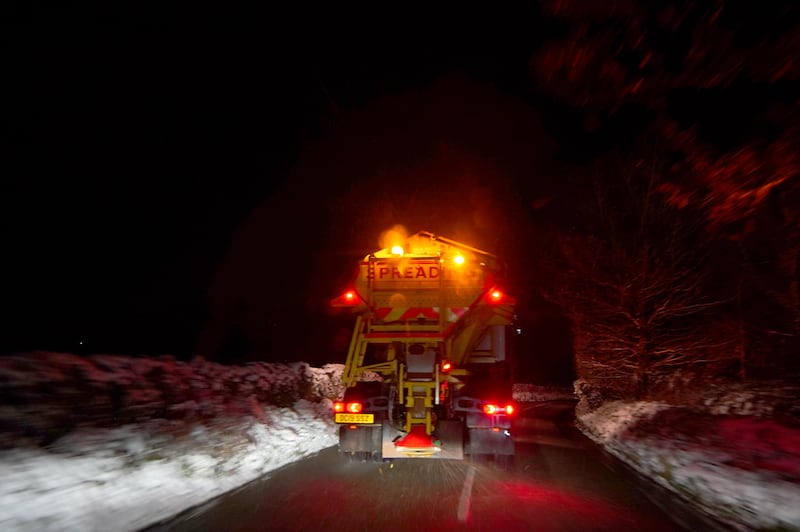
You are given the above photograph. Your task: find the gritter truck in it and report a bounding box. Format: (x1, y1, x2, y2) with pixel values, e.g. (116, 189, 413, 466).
(330, 230, 517, 460)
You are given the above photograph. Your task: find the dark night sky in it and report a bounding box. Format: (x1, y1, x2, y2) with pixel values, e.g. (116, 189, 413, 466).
(4, 4, 789, 376)
(2, 6, 556, 360)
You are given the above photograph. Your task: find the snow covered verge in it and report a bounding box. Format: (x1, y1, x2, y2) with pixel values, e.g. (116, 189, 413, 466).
(7, 352, 799, 531)
(574, 378, 800, 530)
(512, 382, 576, 403)
(0, 352, 344, 532)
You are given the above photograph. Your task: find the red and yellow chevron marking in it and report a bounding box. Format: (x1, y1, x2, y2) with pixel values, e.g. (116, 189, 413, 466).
(373, 307, 468, 323)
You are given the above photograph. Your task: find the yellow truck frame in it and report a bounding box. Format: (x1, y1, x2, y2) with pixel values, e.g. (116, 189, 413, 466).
(332, 230, 516, 459)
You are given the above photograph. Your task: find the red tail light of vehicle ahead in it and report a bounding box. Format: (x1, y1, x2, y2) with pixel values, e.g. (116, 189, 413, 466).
(484, 287, 517, 306)
(333, 401, 363, 413)
(487, 289, 504, 304)
(346, 402, 363, 413)
(484, 403, 515, 415)
(440, 360, 453, 373)
(342, 290, 358, 305)
(331, 289, 361, 308)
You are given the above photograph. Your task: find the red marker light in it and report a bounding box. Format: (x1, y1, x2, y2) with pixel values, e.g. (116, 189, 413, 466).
(333, 402, 345, 413)
(331, 290, 361, 308)
(346, 402, 363, 414)
(441, 360, 453, 372)
(483, 403, 515, 415)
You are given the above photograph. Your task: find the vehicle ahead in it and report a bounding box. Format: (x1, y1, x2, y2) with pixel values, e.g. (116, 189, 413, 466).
(330, 229, 517, 461)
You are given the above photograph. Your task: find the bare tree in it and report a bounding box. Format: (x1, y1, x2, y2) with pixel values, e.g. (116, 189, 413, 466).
(530, 1, 800, 377)
(544, 163, 737, 400)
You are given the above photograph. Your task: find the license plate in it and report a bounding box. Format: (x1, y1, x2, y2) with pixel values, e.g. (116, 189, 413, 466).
(335, 413, 375, 424)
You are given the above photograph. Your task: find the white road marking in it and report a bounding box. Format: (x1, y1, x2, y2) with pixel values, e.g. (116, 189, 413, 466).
(457, 465, 476, 523)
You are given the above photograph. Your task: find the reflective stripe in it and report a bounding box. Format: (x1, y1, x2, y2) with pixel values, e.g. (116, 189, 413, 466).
(373, 307, 469, 322)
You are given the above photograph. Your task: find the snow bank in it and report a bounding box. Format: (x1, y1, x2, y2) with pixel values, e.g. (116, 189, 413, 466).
(7, 353, 799, 531)
(0, 353, 344, 532)
(576, 397, 800, 530)
(0, 353, 344, 447)
(511, 383, 575, 403)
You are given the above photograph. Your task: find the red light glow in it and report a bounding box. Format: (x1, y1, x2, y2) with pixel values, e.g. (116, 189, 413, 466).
(346, 402, 363, 413)
(489, 289, 503, 303)
(333, 402, 344, 412)
(483, 403, 514, 415)
(441, 360, 453, 372)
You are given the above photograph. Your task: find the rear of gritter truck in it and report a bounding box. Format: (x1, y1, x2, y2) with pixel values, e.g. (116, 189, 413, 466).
(330, 230, 518, 462)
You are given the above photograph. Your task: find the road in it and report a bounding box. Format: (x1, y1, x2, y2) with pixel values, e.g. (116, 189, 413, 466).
(148, 401, 689, 531)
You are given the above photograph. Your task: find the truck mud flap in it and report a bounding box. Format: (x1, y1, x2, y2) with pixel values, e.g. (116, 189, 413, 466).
(381, 420, 464, 459)
(339, 424, 382, 455)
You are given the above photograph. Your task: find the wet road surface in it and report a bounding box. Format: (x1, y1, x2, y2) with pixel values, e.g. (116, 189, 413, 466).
(148, 401, 688, 531)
